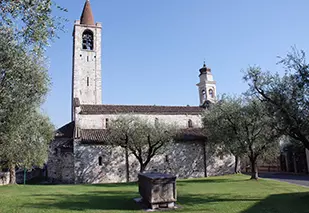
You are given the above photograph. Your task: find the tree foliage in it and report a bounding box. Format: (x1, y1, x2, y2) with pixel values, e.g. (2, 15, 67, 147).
(0, 0, 67, 55)
(244, 49, 309, 150)
(0, 1, 65, 183)
(203, 96, 245, 173)
(203, 96, 281, 179)
(108, 116, 178, 173)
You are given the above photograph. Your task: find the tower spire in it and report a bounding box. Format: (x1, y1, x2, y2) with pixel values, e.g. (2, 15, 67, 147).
(80, 0, 95, 25)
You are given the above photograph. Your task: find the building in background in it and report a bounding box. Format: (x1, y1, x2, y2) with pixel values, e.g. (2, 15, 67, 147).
(47, 0, 235, 184)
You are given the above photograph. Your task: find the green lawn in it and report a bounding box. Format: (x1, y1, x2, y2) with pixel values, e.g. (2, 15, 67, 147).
(0, 174, 308, 213)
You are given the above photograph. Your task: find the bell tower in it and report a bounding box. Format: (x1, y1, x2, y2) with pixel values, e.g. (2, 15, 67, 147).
(196, 62, 216, 106)
(72, 0, 102, 119)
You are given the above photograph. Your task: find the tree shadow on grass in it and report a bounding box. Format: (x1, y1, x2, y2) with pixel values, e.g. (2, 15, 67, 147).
(241, 192, 309, 213)
(178, 193, 261, 206)
(177, 178, 249, 186)
(22, 190, 140, 211)
(178, 192, 309, 213)
(88, 181, 138, 187)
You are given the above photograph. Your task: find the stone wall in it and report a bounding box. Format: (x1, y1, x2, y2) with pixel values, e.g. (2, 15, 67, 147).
(74, 141, 235, 184)
(77, 114, 202, 130)
(0, 172, 9, 186)
(74, 143, 127, 183)
(47, 138, 74, 183)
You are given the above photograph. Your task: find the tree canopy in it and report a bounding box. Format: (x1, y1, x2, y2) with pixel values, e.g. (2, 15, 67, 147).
(0, 0, 67, 55)
(0, 0, 65, 183)
(244, 49, 309, 150)
(108, 116, 178, 174)
(203, 96, 281, 179)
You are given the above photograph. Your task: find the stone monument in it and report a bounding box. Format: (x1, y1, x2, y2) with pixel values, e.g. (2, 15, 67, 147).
(138, 172, 177, 210)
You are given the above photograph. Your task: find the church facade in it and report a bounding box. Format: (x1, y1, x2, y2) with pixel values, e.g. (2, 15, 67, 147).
(47, 0, 235, 184)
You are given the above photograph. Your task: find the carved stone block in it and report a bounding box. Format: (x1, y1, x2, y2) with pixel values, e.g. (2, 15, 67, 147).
(138, 172, 177, 209)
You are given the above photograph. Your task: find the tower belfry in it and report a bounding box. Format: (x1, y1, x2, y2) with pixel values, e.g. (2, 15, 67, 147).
(196, 62, 216, 106)
(72, 0, 102, 120)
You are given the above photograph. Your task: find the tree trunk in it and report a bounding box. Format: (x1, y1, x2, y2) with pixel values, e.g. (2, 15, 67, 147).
(125, 135, 130, 182)
(9, 163, 16, 184)
(203, 141, 208, 177)
(234, 155, 239, 174)
(250, 158, 258, 180)
(140, 164, 146, 173)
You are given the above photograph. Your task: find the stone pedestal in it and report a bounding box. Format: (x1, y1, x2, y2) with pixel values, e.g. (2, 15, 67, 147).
(138, 172, 177, 210)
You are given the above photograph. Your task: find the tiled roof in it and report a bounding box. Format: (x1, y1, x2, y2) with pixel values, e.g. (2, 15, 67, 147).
(80, 129, 109, 144)
(80, 104, 204, 115)
(55, 121, 75, 138)
(176, 128, 207, 141)
(79, 128, 206, 144)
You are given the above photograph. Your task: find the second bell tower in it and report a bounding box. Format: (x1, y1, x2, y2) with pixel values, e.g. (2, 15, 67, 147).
(72, 0, 102, 119)
(196, 62, 217, 106)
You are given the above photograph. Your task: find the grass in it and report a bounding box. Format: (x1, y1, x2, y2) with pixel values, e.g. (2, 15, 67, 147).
(0, 174, 309, 213)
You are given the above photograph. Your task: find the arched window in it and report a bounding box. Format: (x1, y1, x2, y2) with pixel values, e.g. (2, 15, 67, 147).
(98, 156, 103, 166)
(188, 119, 193, 128)
(202, 89, 206, 100)
(82, 30, 94, 50)
(209, 89, 214, 98)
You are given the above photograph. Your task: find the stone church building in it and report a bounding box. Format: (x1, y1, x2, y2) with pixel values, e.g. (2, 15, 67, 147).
(48, 0, 235, 184)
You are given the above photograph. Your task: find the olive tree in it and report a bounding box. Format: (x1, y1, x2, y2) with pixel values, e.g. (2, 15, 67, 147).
(244, 49, 309, 150)
(108, 116, 178, 174)
(0, 1, 65, 183)
(203, 96, 281, 179)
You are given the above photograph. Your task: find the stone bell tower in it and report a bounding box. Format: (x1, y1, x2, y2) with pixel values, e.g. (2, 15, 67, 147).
(72, 0, 102, 120)
(196, 62, 217, 106)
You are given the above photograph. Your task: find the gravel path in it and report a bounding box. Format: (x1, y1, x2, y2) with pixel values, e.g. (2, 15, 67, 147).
(259, 173, 309, 187)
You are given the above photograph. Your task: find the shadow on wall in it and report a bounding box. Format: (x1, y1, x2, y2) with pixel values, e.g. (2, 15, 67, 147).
(23, 190, 140, 211)
(207, 154, 235, 176)
(75, 145, 128, 183)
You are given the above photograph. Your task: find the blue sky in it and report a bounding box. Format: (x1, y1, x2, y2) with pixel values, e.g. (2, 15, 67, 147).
(45, 0, 309, 128)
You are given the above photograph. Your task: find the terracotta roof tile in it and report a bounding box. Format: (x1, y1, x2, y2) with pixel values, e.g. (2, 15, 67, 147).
(80, 129, 108, 144)
(80, 104, 204, 115)
(176, 128, 207, 141)
(79, 128, 206, 144)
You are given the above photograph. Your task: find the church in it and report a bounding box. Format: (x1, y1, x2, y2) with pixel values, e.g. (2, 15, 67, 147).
(47, 0, 236, 184)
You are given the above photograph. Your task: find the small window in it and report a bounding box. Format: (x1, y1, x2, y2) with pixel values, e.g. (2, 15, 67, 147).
(87, 77, 89, 86)
(105, 118, 109, 129)
(165, 155, 169, 163)
(99, 156, 103, 166)
(155, 118, 159, 127)
(188, 119, 193, 128)
(209, 89, 214, 98)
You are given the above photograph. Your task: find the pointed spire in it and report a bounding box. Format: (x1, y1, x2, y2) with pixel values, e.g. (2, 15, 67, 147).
(80, 0, 95, 25)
